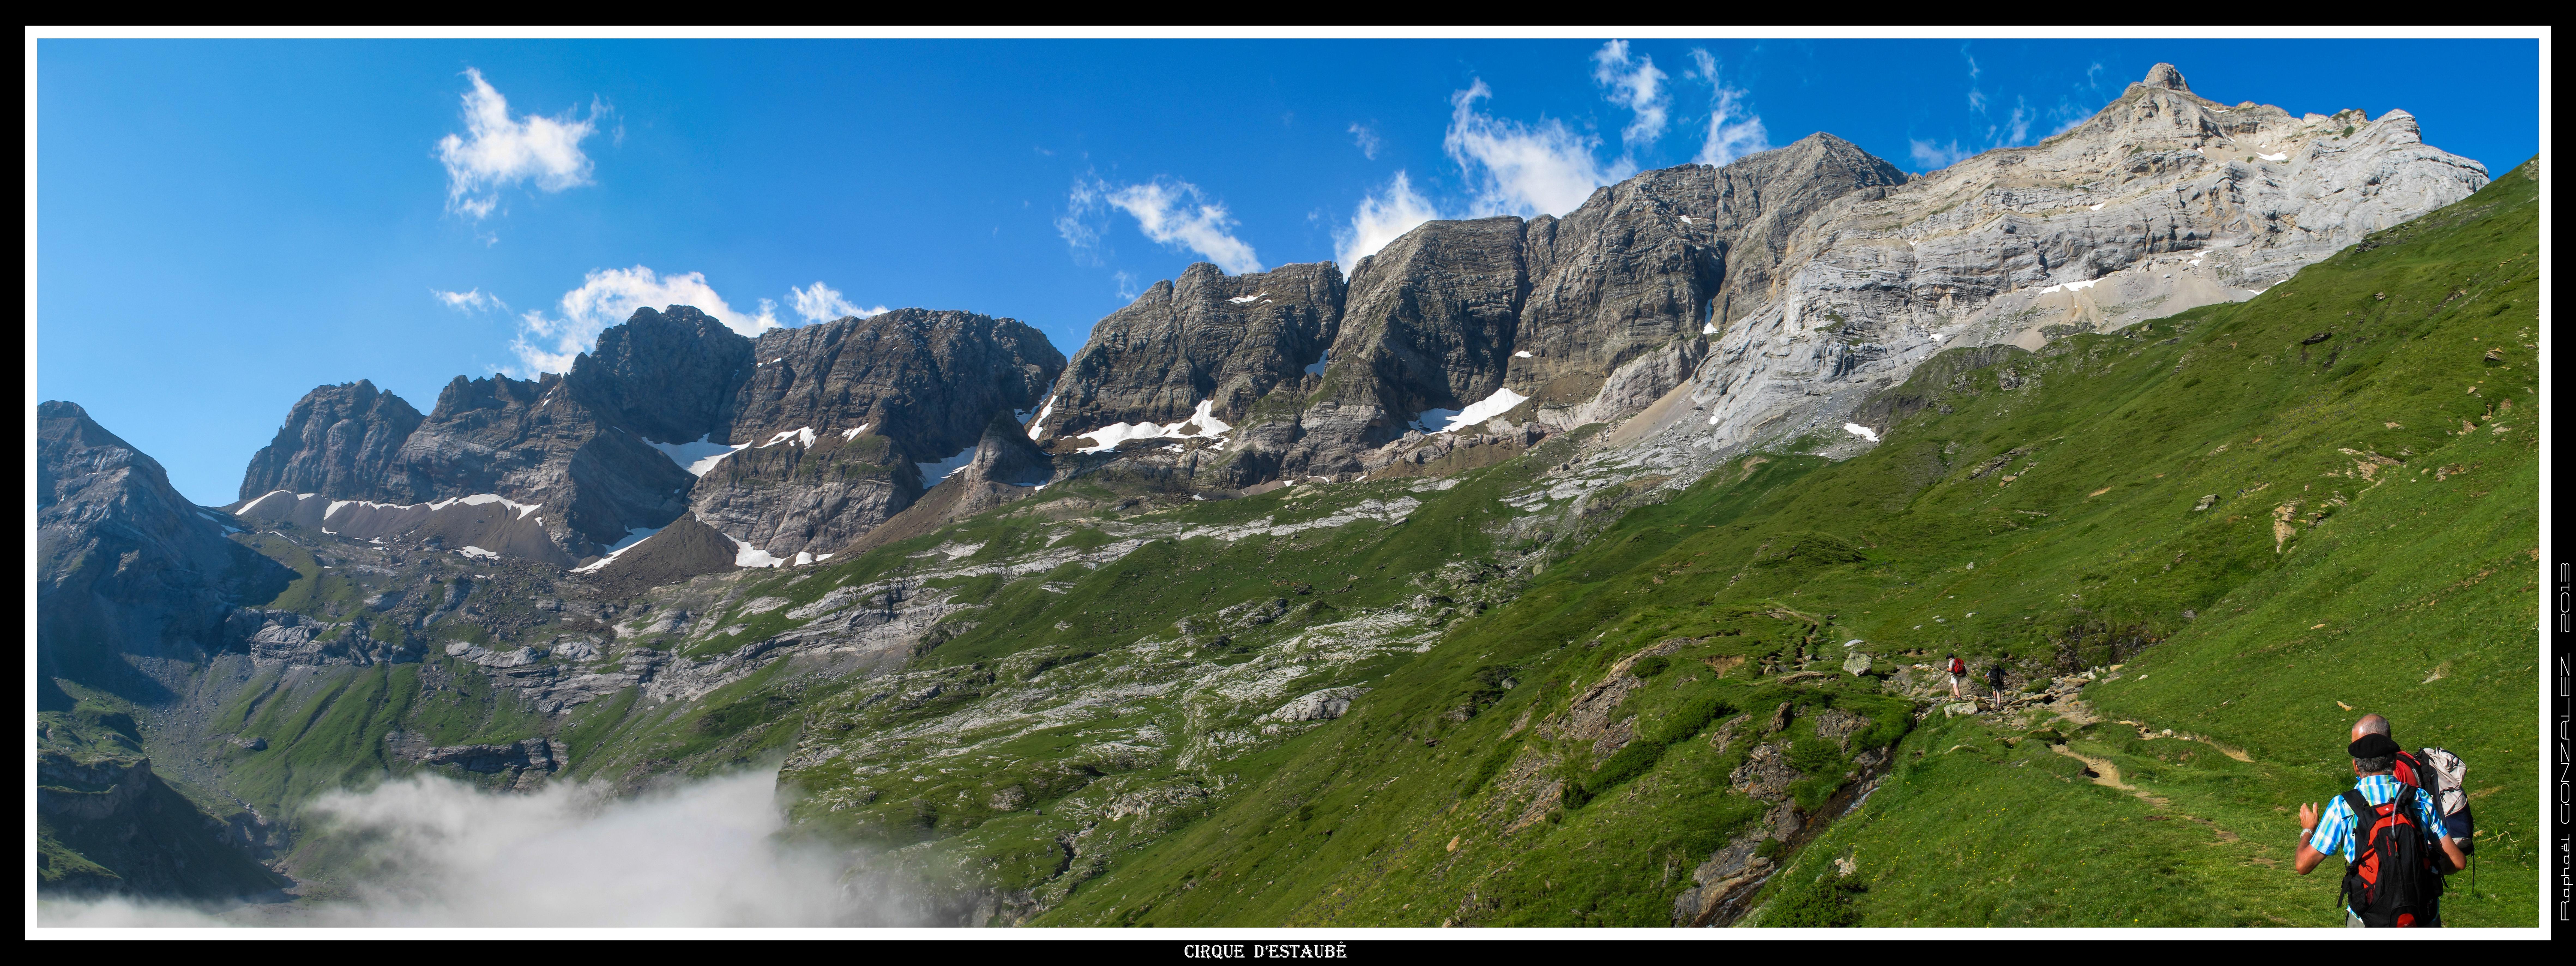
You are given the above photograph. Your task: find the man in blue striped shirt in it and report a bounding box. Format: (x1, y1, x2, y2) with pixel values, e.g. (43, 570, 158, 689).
(2292, 733, 2467, 926)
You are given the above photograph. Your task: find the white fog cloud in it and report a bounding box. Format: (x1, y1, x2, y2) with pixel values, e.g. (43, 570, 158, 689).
(788, 282, 888, 323)
(36, 771, 933, 927)
(436, 69, 599, 221)
(1592, 40, 1671, 148)
(1443, 79, 1631, 218)
(1686, 50, 1772, 168)
(510, 266, 779, 375)
(1334, 170, 1442, 272)
(432, 288, 507, 313)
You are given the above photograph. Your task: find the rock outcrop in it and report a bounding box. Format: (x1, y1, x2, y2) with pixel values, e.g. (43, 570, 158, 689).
(1040, 133, 1910, 488)
(40, 402, 296, 694)
(563, 306, 754, 447)
(236, 379, 423, 502)
(692, 309, 1064, 558)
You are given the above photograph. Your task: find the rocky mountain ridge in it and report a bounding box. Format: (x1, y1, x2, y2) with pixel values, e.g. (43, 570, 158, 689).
(228, 65, 2480, 585)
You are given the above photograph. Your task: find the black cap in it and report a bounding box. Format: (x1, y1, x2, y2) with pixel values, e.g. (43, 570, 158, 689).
(2348, 734, 2400, 759)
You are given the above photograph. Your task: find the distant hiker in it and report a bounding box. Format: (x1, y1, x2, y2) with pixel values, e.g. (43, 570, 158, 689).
(1986, 663, 2008, 695)
(2351, 714, 2477, 855)
(2294, 733, 2467, 926)
(1945, 654, 1967, 698)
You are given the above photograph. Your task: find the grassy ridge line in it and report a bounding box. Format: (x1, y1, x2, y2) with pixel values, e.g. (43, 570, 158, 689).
(1028, 159, 2539, 927)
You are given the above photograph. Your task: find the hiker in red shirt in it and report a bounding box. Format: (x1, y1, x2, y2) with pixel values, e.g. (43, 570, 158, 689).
(1944, 653, 1966, 699)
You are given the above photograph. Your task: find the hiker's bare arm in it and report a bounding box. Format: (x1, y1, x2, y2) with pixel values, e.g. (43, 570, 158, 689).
(2436, 834, 2468, 874)
(2292, 803, 2326, 875)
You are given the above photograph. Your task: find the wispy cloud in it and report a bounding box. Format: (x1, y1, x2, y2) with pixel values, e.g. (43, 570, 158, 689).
(1348, 122, 1383, 160)
(1444, 79, 1631, 218)
(787, 282, 887, 323)
(1113, 270, 1141, 301)
(1911, 49, 2081, 172)
(1053, 181, 1107, 267)
(1334, 170, 1443, 272)
(509, 266, 778, 375)
(433, 288, 507, 313)
(1909, 139, 1975, 170)
(1062, 177, 1263, 274)
(436, 69, 600, 221)
(1963, 50, 1987, 114)
(1685, 49, 1771, 168)
(1591, 40, 1670, 149)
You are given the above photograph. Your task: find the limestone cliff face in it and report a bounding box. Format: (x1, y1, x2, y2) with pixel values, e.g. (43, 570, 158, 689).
(564, 306, 754, 447)
(1041, 134, 1910, 486)
(236, 380, 424, 502)
(40, 402, 295, 677)
(691, 309, 1065, 558)
(1634, 63, 2494, 467)
(236, 309, 746, 559)
(1043, 65, 2487, 494)
(380, 369, 697, 557)
(1029, 262, 1341, 486)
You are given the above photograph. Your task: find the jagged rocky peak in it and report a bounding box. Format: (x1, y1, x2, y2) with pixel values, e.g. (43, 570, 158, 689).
(565, 305, 754, 447)
(1033, 135, 1923, 490)
(39, 401, 295, 666)
(382, 366, 692, 559)
(236, 379, 423, 503)
(687, 308, 1066, 559)
(2139, 61, 2190, 92)
(728, 308, 1062, 465)
(1031, 260, 1343, 452)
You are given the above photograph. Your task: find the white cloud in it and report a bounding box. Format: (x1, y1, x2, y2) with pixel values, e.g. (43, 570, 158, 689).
(1113, 270, 1141, 301)
(1443, 79, 1631, 218)
(433, 288, 507, 313)
(1095, 179, 1263, 274)
(1335, 170, 1442, 272)
(1686, 50, 1771, 168)
(1592, 40, 1671, 148)
(35, 770, 933, 926)
(509, 266, 778, 375)
(1349, 122, 1383, 160)
(787, 282, 887, 323)
(436, 69, 599, 221)
(1909, 138, 1975, 171)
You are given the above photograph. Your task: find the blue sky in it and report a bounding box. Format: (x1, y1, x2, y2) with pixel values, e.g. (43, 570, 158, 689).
(35, 37, 2540, 505)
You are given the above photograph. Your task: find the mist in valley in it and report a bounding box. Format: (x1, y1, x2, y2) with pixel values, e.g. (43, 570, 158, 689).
(39, 769, 937, 928)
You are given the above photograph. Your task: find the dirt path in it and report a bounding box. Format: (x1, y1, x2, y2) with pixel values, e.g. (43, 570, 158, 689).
(2050, 744, 2246, 846)
(2050, 744, 2135, 791)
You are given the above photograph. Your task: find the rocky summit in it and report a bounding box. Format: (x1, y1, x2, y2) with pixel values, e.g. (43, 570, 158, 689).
(35, 65, 2537, 929)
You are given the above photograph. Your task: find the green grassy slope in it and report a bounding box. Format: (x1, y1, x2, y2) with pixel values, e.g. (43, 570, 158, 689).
(1024, 159, 2541, 927)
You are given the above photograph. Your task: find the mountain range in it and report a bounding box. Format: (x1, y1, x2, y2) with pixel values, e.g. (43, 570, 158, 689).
(36, 65, 2538, 927)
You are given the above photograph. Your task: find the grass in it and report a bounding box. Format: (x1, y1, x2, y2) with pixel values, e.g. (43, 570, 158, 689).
(1012, 159, 2539, 927)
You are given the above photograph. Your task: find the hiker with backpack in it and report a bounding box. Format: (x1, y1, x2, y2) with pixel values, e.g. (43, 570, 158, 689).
(2292, 733, 2468, 927)
(1945, 654, 1967, 699)
(2350, 713, 2477, 856)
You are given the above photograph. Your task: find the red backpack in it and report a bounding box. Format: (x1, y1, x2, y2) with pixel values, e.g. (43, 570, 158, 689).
(1946, 657, 1965, 676)
(2340, 785, 2443, 927)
